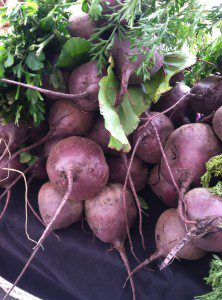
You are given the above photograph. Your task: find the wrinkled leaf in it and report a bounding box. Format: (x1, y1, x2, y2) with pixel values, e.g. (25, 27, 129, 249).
(20, 152, 33, 164)
(25, 51, 45, 71)
(144, 50, 196, 102)
(99, 64, 149, 152)
(57, 37, 91, 70)
(4, 52, 14, 68)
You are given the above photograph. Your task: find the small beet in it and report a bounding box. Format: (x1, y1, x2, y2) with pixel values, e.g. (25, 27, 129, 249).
(149, 164, 178, 207)
(107, 155, 149, 191)
(133, 112, 174, 164)
(38, 182, 83, 230)
(190, 75, 222, 115)
(151, 83, 195, 127)
(213, 106, 222, 141)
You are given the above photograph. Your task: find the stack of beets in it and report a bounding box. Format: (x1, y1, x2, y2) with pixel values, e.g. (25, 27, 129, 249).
(1, 2, 222, 300)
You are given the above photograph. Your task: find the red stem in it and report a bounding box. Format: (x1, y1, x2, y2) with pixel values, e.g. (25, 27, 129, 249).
(1, 78, 88, 101)
(115, 241, 136, 300)
(121, 152, 145, 250)
(0, 190, 11, 221)
(3, 171, 74, 300)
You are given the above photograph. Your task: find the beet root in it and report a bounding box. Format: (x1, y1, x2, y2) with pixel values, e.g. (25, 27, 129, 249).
(190, 75, 222, 115)
(107, 155, 149, 192)
(111, 38, 164, 105)
(213, 106, 222, 141)
(49, 99, 94, 138)
(149, 164, 178, 207)
(69, 61, 105, 111)
(85, 183, 137, 300)
(184, 188, 222, 252)
(128, 209, 206, 278)
(161, 123, 222, 188)
(47, 136, 109, 201)
(133, 112, 174, 164)
(151, 83, 195, 127)
(85, 116, 120, 156)
(38, 182, 83, 230)
(68, 5, 96, 39)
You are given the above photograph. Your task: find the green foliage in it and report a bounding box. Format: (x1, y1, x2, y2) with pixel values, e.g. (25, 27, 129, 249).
(201, 155, 222, 197)
(196, 255, 222, 300)
(89, 0, 215, 77)
(0, 0, 73, 125)
(144, 50, 196, 102)
(57, 37, 92, 70)
(98, 62, 150, 152)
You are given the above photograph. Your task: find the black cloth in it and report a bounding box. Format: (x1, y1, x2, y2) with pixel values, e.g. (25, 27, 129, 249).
(0, 181, 211, 300)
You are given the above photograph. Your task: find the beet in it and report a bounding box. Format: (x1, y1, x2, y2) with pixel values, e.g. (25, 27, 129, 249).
(149, 164, 178, 207)
(161, 123, 222, 188)
(38, 182, 83, 230)
(68, 5, 96, 39)
(44, 137, 64, 157)
(213, 106, 222, 141)
(85, 183, 137, 300)
(69, 61, 105, 111)
(47, 136, 109, 200)
(128, 209, 206, 277)
(190, 76, 222, 115)
(133, 112, 174, 164)
(0, 120, 29, 154)
(111, 38, 164, 105)
(151, 83, 195, 127)
(85, 116, 120, 156)
(169, 71, 184, 87)
(107, 155, 149, 191)
(184, 188, 222, 252)
(49, 99, 94, 138)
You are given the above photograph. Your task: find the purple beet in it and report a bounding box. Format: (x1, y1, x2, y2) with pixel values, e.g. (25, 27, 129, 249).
(107, 155, 149, 191)
(85, 116, 120, 156)
(133, 112, 174, 164)
(190, 75, 222, 115)
(111, 38, 164, 105)
(44, 137, 64, 157)
(151, 83, 195, 127)
(213, 106, 222, 141)
(69, 61, 105, 111)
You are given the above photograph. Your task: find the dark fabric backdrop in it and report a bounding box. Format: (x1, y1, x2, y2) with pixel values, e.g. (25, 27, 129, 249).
(0, 181, 211, 300)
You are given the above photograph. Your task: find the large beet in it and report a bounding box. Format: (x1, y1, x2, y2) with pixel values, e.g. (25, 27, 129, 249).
(47, 136, 109, 201)
(38, 182, 83, 230)
(190, 76, 222, 115)
(151, 83, 195, 127)
(213, 106, 222, 141)
(69, 61, 104, 111)
(49, 99, 94, 138)
(133, 112, 174, 164)
(85, 116, 120, 156)
(184, 188, 222, 252)
(107, 155, 149, 191)
(149, 164, 178, 207)
(68, 4, 96, 39)
(111, 38, 164, 105)
(161, 123, 222, 188)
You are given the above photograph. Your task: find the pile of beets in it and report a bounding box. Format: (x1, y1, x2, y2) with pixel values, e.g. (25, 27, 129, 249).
(1, 2, 222, 300)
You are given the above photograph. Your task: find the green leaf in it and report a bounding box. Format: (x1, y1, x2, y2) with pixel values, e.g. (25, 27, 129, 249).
(89, 0, 103, 20)
(144, 50, 196, 102)
(99, 63, 149, 152)
(20, 152, 33, 164)
(4, 53, 14, 68)
(57, 37, 91, 70)
(0, 63, 5, 78)
(138, 196, 149, 211)
(25, 51, 45, 71)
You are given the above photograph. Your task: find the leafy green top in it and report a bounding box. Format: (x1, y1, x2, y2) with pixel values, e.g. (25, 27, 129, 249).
(89, 0, 221, 78)
(0, 0, 72, 125)
(201, 155, 222, 197)
(196, 255, 222, 300)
